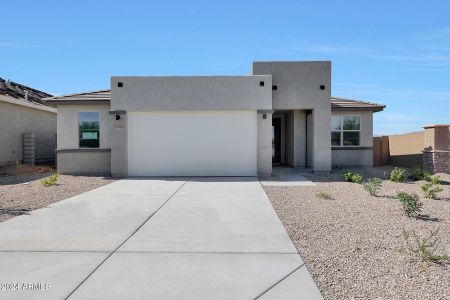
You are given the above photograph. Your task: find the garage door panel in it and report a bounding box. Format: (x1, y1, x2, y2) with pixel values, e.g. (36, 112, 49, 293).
(127, 111, 257, 176)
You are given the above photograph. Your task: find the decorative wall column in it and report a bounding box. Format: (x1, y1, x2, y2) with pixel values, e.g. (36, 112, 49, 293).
(423, 124, 450, 174)
(110, 110, 127, 177)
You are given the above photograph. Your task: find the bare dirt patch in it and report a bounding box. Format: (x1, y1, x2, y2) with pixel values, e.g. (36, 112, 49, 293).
(0, 163, 54, 178)
(264, 167, 450, 300)
(0, 165, 116, 222)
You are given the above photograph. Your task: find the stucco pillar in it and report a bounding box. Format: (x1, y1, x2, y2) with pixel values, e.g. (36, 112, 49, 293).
(110, 111, 127, 177)
(257, 111, 272, 176)
(423, 124, 449, 151)
(423, 124, 450, 174)
(311, 108, 332, 172)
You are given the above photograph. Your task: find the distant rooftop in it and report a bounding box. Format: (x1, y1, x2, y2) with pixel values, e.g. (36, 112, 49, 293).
(0, 78, 52, 104)
(0, 78, 56, 112)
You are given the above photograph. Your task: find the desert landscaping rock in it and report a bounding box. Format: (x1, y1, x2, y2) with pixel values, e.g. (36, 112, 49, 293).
(265, 167, 450, 300)
(0, 165, 115, 222)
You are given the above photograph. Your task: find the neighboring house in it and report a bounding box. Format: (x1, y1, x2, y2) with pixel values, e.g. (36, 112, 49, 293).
(43, 61, 384, 177)
(0, 78, 56, 166)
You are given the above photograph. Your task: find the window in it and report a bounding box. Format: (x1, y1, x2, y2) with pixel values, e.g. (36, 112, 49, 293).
(331, 115, 360, 146)
(79, 112, 100, 148)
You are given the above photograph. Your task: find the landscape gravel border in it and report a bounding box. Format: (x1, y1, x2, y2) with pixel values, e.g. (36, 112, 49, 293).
(0, 166, 116, 223)
(265, 166, 450, 299)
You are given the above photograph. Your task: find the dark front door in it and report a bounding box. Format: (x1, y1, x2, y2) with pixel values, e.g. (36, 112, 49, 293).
(272, 118, 281, 163)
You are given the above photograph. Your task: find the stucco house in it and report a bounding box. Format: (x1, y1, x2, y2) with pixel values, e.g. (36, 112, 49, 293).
(0, 78, 56, 166)
(43, 61, 384, 177)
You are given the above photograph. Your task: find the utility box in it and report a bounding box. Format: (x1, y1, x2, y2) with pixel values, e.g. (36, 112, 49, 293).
(22, 132, 35, 165)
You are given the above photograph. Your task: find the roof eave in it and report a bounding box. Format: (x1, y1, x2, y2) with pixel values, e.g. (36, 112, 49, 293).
(42, 99, 111, 106)
(0, 96, 57, 113)
(331, 105, 385, 113)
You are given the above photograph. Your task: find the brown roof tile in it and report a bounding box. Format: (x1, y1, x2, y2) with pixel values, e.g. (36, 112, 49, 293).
(44, 89, 111, 102)
(331, 97, 385, 112)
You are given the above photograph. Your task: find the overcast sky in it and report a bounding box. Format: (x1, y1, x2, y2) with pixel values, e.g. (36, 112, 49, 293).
(2, 0, 450, 135)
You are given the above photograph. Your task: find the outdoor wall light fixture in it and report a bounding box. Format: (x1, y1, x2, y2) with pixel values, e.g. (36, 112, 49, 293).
(118, 82, 123, 88)
(272, 85, 278, 90)
(320, 85, 326, 90)
(259, 81, 264, 87)
(262, 113, 267, 119)
(116, 115, 121, 120)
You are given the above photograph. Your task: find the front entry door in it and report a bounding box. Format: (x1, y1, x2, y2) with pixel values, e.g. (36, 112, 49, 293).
(272, 118, 281, 163)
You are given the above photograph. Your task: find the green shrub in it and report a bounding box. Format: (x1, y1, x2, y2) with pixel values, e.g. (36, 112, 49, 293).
(410, 166, 431, 181)
(343, 171, 363, 184)
(430, 175, 441, 185)
(421, 181, 443, 199)
(402, 228, 448, 262)
(351, 173, 363, 184)
(363, 177, 382, 196)
(390, 167, 406, 182)
(343, 171, 353, 181)
(41, 173, 59, 187)
(316, 192, 333, 200)
(423, 172, 433, 182)
(396, 192, 422, 217)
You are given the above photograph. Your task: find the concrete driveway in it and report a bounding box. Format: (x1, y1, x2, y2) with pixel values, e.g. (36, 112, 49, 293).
(0, 177, 322, 299)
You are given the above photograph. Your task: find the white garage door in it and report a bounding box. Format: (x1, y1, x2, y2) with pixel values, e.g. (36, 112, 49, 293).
(127, 111, 257, 176)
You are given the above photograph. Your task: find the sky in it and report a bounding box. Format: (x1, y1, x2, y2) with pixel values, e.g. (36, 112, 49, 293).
(1, 0, 450, 135)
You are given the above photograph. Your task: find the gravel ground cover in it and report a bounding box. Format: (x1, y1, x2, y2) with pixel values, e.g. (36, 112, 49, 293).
(264, 166, 450, 300)
(0, 165, 115, 223)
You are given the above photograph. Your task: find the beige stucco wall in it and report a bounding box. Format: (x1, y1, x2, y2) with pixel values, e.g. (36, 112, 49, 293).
(110, 76, 273, 177)
(389, 132, 424, 155)
(331, 110, 374, 166)
(110, 112, 127, 177)
(332, 149, 373, 166)
(306, 112, 313, 167)
(111, 76, 272, 111)
(57, 151, 111, 174)
(253, 61, 331, 110)
(0, 100, 56, 165)
(423, 125, 448, 151)
(284, 110, 308, 167)
(387, 131, 424, 167)
(56, 104, 111, 174)
(257, 112, 272, 175)
(285, 112, 294, 166)
(253, 61, 332, 172)
(57, 104, 111, 149)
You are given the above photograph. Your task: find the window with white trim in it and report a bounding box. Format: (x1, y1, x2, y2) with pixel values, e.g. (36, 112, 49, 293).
(331, 115, 360, 146)
(79, 112, 100, 148)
